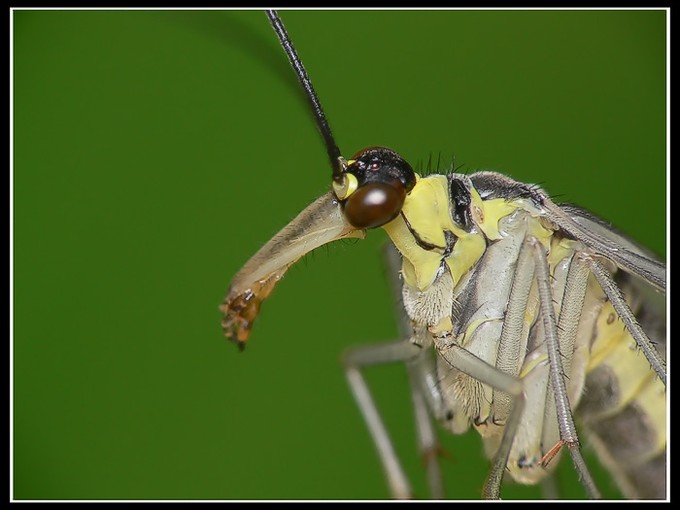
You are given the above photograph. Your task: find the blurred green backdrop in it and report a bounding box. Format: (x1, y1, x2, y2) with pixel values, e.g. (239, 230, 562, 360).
(13, 9, 666, 501)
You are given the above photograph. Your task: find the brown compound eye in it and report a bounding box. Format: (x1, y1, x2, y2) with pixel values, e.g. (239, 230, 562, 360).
(334, 146, 416, 229)
(343, 180, 406, 229)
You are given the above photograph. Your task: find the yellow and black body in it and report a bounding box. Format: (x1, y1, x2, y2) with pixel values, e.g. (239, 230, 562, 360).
(220, 11, 666, 500)
(221, 150, 666, 499)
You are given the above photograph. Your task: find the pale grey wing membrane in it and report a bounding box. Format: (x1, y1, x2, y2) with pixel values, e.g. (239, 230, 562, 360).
(540, 201, 666, 292)
(467, 171, 665, 292)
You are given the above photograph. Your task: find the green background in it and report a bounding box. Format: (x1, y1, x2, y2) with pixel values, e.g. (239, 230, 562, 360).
(13, 9, 666, 500)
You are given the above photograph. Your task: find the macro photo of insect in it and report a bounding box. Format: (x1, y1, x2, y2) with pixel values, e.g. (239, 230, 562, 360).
(13, 8, 666, 502)
(219, 10, 667, 501)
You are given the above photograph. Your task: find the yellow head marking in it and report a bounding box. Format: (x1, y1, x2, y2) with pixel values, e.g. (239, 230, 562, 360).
(332, 172, 358, 200)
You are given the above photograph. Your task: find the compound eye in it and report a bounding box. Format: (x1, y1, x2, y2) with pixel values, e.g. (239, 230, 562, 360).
(343, 180, 406, 229)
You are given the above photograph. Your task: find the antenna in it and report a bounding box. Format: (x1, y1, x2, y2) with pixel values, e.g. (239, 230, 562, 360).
(266, 10, 345, 181)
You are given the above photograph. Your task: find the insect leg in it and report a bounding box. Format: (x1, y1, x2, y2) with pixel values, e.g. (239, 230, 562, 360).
(433, 337, 524, 499)
(491, 236, 535, 422)
(540, 251, 591, 498)
(529, 238, 600, 499)
(406, 352, 446, 499)
(342, 341, 421, 499)
(381, 244, 446, 498)
(587, 258, 666, 385)
(540, 476, 560, 499)
(555, 253, 590, 383)
(540, 199, 665, 292)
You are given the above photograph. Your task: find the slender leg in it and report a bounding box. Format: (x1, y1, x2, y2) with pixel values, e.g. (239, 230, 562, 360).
(540, 474, 560, 499)
(382, 243, 447, 498)
(342, 341, 421, 499)
(556, 252, 591, 379)
(433, 338, 524, 499)
(587, 257, 666, 385)
(484, 393, 525, 499)
(529, 237, 600, 499)
(540, 250, 589, 492)
(406, 360, 445, 499)
(492, 237, 535, 422)
(342, 335, 453, 500)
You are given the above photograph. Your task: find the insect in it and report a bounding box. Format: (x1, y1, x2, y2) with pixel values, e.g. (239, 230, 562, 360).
(220, 10, 666, 500)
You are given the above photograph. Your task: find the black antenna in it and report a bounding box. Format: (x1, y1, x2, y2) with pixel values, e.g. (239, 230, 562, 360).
(266, 10, 344, 181)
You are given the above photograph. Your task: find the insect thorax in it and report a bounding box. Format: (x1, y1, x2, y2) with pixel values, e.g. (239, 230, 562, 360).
(381, 171, 666, 491)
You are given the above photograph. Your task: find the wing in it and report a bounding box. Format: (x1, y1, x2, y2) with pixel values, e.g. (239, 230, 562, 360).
(541, 200, 666, 292)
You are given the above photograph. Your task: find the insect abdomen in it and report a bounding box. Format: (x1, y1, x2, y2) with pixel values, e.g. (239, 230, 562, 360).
(576, 277, 666, 499)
